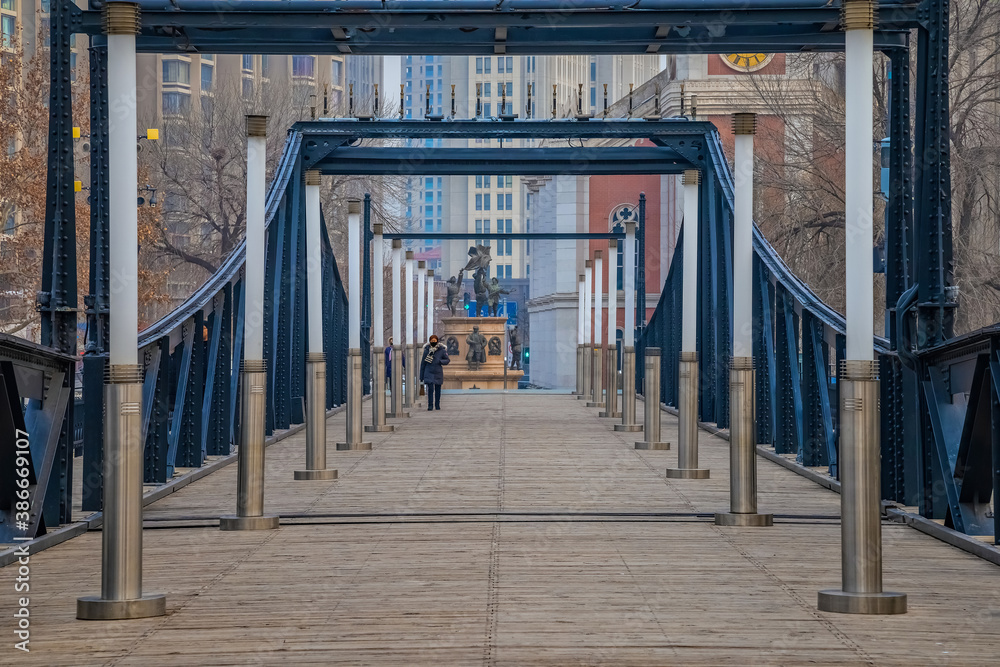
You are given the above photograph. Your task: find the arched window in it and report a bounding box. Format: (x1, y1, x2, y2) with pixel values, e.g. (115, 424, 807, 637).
(609, 203, 640, 289)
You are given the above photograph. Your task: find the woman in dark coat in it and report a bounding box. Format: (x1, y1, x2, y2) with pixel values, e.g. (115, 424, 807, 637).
(419, 334, 450, 411)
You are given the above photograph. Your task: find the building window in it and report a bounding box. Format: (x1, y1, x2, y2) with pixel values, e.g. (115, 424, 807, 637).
(242, 54, 253, 71)
(476, 195, 483, 211)
(591, 87, 596, 108)
(505, 194, 513, 210)
(332, 59, 343, 82)
(484, 57, 491, 74)
(292, 55, 315, 78)
(162, 60, 191, 85)
(162, 92, 191, 115)
(425, 206, 433, 217)
(506, 175, 513, 188)
(476, 57, 483, 74)
(484, 175, 491, 188)
(475, 219, 482, 234)
(3, 0, 18, 8)
(483, 82, 491, 98)
(498, 57, 506, 74)
(201, 64, 213, 91)
(260, 55, 271, 79)
(2, 15, 16, 48)
(3, 208, 14, 236)
(243, 77, 254, 99)
(484, 219, 491, 233)
(483, 193, 491, 211)
(483, 103, 491, 117)
(496, 194, 503, 210)
(506, 56, 513, 72)
(476, 175, 483, 188)
(425, 192, 433, 203)
(591, 61, 597, 81)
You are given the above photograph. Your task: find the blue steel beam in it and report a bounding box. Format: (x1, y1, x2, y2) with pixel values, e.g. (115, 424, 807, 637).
(71, 1, 920, 55)
(311, 147, 692, 175)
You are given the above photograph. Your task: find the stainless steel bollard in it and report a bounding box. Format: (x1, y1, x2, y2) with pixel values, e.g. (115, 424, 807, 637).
(337, 349, 372, 451)
(77, 364, 166, 620)
(295, 354, 338, 480)
(220, 360, 280, 530)
(600, 346, 620, 418)
(575, 344, 585, 396)
(615, 346, 643, 432)
(818, 360, 906, 614)
(587, 347, 604, 408)
(667, 351, 709, 478)
(635, 348, 669, 449)
(388, 344, 409, 418)
(579, 342, 591, 400)
(366, 346, 395, 432)
(715, 357, 771, 525)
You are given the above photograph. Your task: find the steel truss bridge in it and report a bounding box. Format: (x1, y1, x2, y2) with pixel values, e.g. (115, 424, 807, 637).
(1, 0, 997, 647)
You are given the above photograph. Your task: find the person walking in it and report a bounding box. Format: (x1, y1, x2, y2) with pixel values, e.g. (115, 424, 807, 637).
(419, 334, 450, 411)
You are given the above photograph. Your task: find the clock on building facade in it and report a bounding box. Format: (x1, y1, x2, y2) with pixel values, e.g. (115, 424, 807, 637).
(721, 53, 774, 72)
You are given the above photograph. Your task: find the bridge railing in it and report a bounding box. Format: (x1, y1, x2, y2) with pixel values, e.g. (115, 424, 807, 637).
(637, 129, 1000, 542)
(79, 131, 353, 509)
(0, 334, 77, 541)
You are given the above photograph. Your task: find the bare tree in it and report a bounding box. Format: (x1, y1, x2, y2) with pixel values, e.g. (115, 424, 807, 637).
(143, 73, 408, 306)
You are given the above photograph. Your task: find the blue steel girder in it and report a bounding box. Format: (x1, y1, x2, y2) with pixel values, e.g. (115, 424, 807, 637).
(72, 1, 919, 55)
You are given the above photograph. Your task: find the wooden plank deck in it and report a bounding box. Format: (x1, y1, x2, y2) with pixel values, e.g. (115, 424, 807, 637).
(3, 392, 999, 666)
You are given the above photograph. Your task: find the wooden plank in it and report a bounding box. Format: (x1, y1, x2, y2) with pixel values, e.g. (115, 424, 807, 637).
(3, 394, 999, 665)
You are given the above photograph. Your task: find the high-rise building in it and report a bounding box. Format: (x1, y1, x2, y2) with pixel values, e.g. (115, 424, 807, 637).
(136, 53, 346, 126)
(401, 55, 660, 283)
(346, 55, 384, 113)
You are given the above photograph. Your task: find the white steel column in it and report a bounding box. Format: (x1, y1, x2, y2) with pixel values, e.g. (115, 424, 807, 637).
(616, 222, 641, 433)
(426, 269, 435, 341)
(601, 242, 620, 418)
(404, 251, 416, 408)
(389, 240, 409, 418)
(295, 171, 338, 478)
(78, 1, 166, 620)
(575, 274, 585, 396)
(417, 260, 426, 404)
(818, 0, 906, 615)
(715, 113, 769, 525)
(337, 200, 372, 451)
(580, 260, 593, 401)
(366, 224, 393, 433)
(667, 170, 710, 480)
(589, 251, 604, 408)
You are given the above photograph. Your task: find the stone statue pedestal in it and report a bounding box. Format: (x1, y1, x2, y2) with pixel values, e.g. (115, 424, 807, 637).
(440, 316, 523, 390)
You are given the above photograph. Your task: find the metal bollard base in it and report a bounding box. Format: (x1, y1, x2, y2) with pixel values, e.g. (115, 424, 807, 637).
(635, 441, 670, 450)
(219, 514, 280, 531)
(335, 441, 373, 451)
(714, 511, 773, 527)
(598, 410, 618, 418)
(77, 594, 166, 621)
(586, 401, 605, 408)
(614, 424, 643, 432)
(387, 411, 411, 419)
(666, 467, 710, 479)
(293, 469, 339, 481)
(365, 424, 395, 432)
(817, 589, 907, 615)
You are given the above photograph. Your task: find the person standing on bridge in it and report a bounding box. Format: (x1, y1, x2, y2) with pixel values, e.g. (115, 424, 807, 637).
(420, 334, 450, 411)
(385, 336, 404, 389)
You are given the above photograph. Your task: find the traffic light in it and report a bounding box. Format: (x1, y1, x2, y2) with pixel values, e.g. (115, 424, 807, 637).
(463, 292, 470, 310)
(523, 347, 529, 363)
